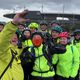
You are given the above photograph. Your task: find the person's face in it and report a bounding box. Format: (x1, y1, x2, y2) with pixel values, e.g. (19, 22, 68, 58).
(60, 37, 68, 45)
(51, 31, 59, 39)
(32, 35, 43, 47)
(11, 34, 18, 45)
(40, 25, 47, 31)
(75, 34, 80, 40)
(18, 25, 25, 32)
(30, 27, 37, 33)
(23, 31, 31, 39)
(0, 25, 4, 32)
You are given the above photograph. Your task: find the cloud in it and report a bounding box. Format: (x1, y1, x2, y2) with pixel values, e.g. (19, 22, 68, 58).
(0, 0, 80, 22)
(0, 0, 80, 13)
(0, 9, 13, 22)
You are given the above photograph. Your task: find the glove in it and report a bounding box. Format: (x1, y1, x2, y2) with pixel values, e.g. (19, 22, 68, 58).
(69, 77, 75, 80)
(17, 40, 22, 49)
(54, 44, 66, 54)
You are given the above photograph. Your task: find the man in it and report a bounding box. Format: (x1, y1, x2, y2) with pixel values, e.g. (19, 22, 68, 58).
(16, 24, 26, 38)
(39, 20, 48, 33)
(72, 29, 80, 80)
(28, 22, 39, 33)
(0, 22, 5, 32)
(0, 10, 29, 80)
(50, 20, 60, 28)
(39, 20, 53, 46)
(29, 32, 55, 80)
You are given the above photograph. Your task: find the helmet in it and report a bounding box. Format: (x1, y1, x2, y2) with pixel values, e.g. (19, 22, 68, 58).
(59, 32, 69, 38)
(73, 29, 80, 36)
(40, 20, 48, 26)
(50, 20, 59, 25)
(0, 22, 6, 26)
(51, 25, 62, 33)
(28, 22, 39, 29)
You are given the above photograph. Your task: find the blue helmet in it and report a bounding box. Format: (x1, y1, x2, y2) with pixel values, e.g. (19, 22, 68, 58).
(51, 25, 62, 33)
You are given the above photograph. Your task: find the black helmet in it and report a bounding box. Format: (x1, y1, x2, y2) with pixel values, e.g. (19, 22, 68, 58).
(50, 20, 59, 25)
(73, 29, 80, 36)
(31, 32, 44, 39)
(0, 22, 6, 26)
(40, 20, 48, 26)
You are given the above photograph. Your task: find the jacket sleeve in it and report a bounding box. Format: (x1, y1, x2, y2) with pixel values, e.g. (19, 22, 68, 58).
(52, 54, 58, 65)
(0, 22, 17, 56)
(71, 46, 79, 78)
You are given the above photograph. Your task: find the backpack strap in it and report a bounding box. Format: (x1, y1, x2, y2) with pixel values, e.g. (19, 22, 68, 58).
(0, 48, 17, 79)
(71, 46, 73, 53)
(30, 45, 54, 71)
(42, 45, 54, 71)
(71, 46, 74, 65)
(30, 46, 43, 59)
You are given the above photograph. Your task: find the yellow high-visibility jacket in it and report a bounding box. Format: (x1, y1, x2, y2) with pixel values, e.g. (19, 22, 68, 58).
(0, 22, 24, 80)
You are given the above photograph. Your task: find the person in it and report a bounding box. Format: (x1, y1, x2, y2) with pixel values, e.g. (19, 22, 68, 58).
(28, 32, 55, 80)
(50, 20, 60, 28)
(21, 29, 32, 46)
(0, 22, 5, 32)
(28, 22, 39, 33)
(1, 33, 24, 80)
(20, 29, 33, 80)
(52, 32, 79, 80)
(39, 20, 51, 45)
(72, 29, 80, 80)
(39, 20, 48, 33)
(0, 10, 29, 80)
(16, 24, 26, 38)
(51, 25, 62, 44)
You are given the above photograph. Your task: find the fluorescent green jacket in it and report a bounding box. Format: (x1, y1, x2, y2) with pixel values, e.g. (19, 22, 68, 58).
(0, 22, 24, 80)
(1, 44, 24, 80)
(72, 40, 80, 67)
(29, 44, 55, 77)
(74, 41, 80, 65)
(52, 44, 79, 78)
(23, 39, 33, 47)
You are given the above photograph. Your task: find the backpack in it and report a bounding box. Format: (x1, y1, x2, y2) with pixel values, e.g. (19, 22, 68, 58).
(30, 45, 54, 71)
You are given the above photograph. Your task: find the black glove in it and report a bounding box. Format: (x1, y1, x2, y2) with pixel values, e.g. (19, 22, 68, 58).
(49, 44, 66, 55)
(21, 34, 27, 41)
(54, 44, 66, 54)
(69, 77, 75, 80)
(17, 40, 22, 49)
(20, 47, 30, 60)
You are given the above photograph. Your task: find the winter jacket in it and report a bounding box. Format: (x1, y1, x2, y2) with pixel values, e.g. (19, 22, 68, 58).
(52, 44, 79, 78)
(0, 22, 24, 80)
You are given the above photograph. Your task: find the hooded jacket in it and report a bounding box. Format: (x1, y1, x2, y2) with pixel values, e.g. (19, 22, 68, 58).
(52, 44, 79, 78)
(0, 22, 24, 80)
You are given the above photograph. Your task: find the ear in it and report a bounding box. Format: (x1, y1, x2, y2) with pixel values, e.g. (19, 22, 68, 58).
(41, 38, 44, 43)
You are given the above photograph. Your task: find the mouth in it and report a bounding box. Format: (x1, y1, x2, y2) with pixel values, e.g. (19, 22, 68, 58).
(12, 40, 17, 43)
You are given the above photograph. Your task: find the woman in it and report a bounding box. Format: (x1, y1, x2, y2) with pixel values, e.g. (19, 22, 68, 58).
(52, 32, 79, 80)
(20, 29, 33, 80)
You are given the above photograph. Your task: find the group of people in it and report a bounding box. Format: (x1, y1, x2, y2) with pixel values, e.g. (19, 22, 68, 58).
(0, 10, 80, 80)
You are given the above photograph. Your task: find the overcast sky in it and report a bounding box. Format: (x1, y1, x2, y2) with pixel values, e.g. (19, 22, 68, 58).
(0, 0, 80, 22)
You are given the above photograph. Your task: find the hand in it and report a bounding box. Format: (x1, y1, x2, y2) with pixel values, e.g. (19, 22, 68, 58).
(12, 10, 30, 25)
